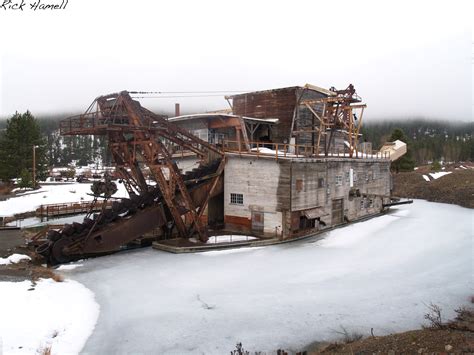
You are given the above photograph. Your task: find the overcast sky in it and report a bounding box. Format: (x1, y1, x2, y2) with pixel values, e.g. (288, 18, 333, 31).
(0, 0, 472, 121)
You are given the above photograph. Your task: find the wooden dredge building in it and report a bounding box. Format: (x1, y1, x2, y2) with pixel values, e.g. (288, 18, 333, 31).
(169, 84, 400, 240)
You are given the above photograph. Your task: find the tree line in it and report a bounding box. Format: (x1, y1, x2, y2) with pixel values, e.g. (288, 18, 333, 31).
(0, 111, 110, 187)
(0, 112, 472, 185)
(361, 119, 474, 165)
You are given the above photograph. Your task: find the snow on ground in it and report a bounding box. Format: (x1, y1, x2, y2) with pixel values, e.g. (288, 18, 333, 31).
(0, 254, 31, 265)
(429, 171, 452, 180)
(190, 235, 257, 244)
(422, 174, 430, 181)
(207, 235, 257, 244)
(56, 263, 83, 271)
(0, 278, 99, 355)
(7, 214, 87, 228)
(0, 181, 128, 217)
(250, 147, 291, 156)
(63, 200, 471, 354)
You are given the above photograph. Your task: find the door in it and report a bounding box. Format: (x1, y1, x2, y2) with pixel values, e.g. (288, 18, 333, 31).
(331, 198, 344, 225)
(251, 211, 264, 233)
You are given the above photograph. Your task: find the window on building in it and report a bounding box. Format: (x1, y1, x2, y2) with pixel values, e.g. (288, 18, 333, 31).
(318, 178, 325, 188)
(230, 193, 244, 205)
(353, 172, 358, 182)
(345, 171, 350, 183)
(360, 198, 365, 209)
(369, 198, 374, 207)
(335, 175, 343, 186)
(296, 179, 303, 192)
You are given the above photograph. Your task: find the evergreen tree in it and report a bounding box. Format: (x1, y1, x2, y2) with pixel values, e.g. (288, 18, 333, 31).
(388, 128, 416, 172)
(0, 111, 48, 183)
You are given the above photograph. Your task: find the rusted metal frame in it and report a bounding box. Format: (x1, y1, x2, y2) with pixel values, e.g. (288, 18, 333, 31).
(115, 166, 140, 195)
(155, 141, 208, 241)
(159, 131, 207, 158)
(109, 149, 142, 194)
(147, 141, 188, 238)
(196, 158, 226, 219)
(110, 133, 148, 192)
(140, 106, 223, 156)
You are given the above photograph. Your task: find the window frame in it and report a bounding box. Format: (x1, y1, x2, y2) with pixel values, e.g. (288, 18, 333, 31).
(230, 193, 244, 205)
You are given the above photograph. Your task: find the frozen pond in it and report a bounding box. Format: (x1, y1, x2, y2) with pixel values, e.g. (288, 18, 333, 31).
(62, 200, 472, 354)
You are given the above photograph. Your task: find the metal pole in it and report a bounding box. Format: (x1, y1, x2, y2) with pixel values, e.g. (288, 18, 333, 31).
(32, 145, 36, 189)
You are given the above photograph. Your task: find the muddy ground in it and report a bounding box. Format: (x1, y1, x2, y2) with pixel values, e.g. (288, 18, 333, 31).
(392, 166, 474, 209)
(311, 306, 474, 354)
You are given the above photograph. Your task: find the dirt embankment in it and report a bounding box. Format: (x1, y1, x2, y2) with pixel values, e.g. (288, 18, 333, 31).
(392, 167, 474, 209)
(313, 305, 474, 354)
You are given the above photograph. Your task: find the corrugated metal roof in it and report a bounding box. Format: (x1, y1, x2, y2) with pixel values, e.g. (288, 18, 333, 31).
(226, 84, 335, 98)
(303, 207, 326, 219)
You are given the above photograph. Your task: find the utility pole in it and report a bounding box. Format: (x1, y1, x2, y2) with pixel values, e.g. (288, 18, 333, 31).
(32, 145, 38, 189)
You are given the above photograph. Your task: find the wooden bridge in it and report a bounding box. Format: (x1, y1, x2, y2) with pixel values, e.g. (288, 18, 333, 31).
(36, 201, 112, 221)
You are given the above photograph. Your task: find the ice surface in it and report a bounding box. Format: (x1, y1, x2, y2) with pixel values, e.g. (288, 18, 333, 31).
(0, 278, 99, 355)
(63, 200, 472, 354)
(0, 181, 128, 217)
(0, 253, 31, 265)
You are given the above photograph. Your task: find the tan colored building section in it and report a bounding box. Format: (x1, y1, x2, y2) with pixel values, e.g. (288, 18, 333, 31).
(224, 156, 285, 238)
(223, 155, 392, 240)
(379, 140, 407, 161)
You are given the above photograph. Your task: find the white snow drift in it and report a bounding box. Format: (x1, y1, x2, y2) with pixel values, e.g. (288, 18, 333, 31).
(0, 254, 31, 265)
(0, 278, 99, 355)
(0, 181, 128, 217)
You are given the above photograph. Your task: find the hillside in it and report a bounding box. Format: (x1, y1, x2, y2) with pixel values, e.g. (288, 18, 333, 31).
(392, 165, 474, 208)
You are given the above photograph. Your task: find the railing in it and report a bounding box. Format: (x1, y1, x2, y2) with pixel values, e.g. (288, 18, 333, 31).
(223, 140, 391, 160)
(60, 113, 133, 135)
(36, 201, 113, 220)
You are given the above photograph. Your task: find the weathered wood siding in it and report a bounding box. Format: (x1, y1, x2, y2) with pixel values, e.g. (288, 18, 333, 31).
(232, 87, 297, 143)
(294, 88, 327, 145)
(290, 159, 391, 225)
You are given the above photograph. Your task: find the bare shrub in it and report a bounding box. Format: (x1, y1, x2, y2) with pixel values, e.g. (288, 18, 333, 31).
(333, 325, 363, 343)
(231, 342, 249, 355)
(423, 302, 444, 329)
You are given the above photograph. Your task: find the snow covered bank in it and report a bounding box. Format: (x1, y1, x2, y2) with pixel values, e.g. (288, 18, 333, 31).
(0, 254, 31, 265)
(429, 171, 452, 180)
(0, 278, 99, 355)
(65, 200, 471, 354)
(0, 181, 128, 217)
